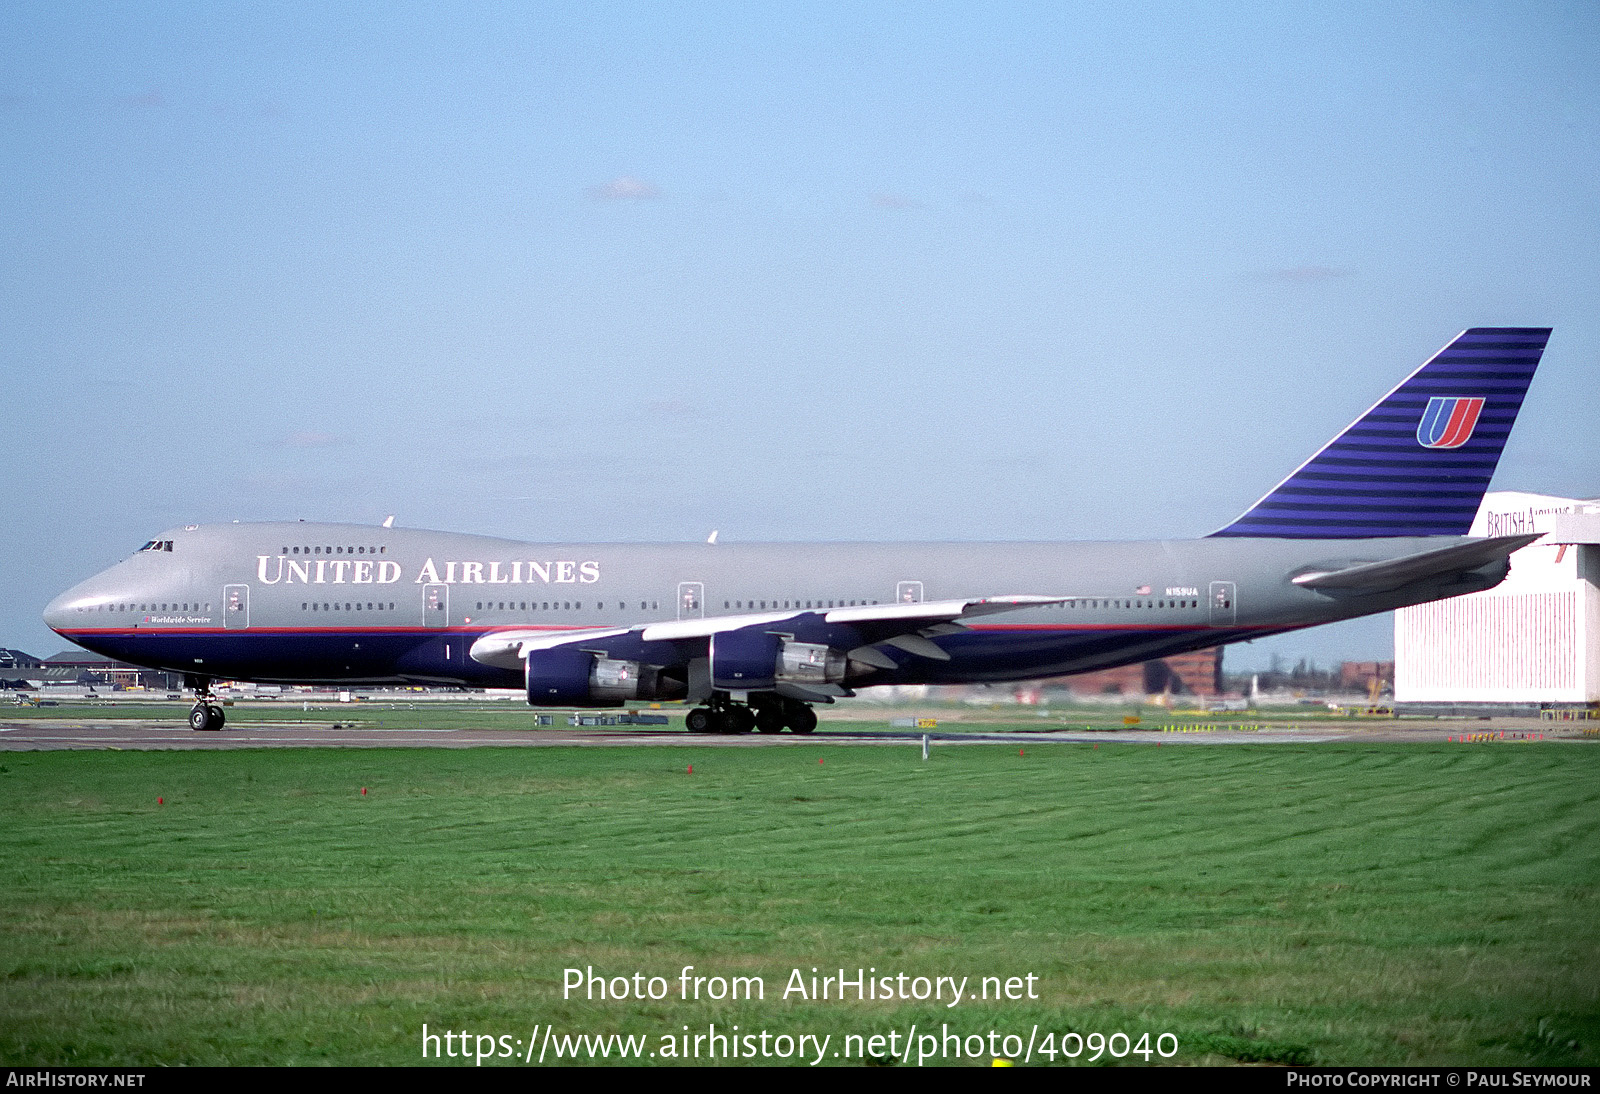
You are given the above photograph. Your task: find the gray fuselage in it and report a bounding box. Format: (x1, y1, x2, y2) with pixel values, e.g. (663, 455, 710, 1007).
(43, 521, 1507, 692)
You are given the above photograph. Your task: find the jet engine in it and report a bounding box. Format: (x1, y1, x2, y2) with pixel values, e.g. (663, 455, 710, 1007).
(710, 630, 847, 690)
(524, 648, 681, 707)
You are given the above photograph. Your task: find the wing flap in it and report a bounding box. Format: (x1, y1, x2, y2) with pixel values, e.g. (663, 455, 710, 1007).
(880, 633, 952, 661)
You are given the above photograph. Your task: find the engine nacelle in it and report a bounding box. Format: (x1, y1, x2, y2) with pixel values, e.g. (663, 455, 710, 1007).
(710, 629, 781, 689)
(710, 629, 847, 690)
(776, 640, 847, 685)
(525, 649, 678, 707)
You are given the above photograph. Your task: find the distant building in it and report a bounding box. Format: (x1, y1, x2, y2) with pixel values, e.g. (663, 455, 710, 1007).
(1340, 661, 1394, 693)
(1033, 648, 1223, 699)
(0, 649, 75, 688)
(1395, 491, 1600, 712)
(0, 649, 41, 670)
(43, 651, 148, 689)
(0, 650, 182, 691)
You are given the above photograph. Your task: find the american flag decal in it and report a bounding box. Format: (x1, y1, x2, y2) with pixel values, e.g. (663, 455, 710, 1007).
(1416, 396, 1485, 449)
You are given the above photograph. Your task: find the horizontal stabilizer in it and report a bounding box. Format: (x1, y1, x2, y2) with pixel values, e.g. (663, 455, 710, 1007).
(1291, 534, 1540, 592)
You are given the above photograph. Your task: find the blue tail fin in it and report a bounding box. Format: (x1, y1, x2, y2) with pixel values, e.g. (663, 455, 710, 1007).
(1210, 327, 1551, 538)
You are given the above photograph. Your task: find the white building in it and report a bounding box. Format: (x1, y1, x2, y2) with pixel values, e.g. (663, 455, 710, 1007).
(1395, 492, 1600, 707)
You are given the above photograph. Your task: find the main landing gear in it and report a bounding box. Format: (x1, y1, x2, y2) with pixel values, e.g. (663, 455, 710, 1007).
(185, 674, 225, 732)
(686, 694, 816, 735)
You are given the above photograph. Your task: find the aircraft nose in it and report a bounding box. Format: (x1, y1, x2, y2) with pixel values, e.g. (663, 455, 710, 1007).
(43, 580, 103, 634)
(43, 588, 78, 634)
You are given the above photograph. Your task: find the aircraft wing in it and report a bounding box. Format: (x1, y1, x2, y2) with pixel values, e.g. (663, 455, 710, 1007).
(469, 595, 1068, 671)
(1290, 534, 1541, 593)
(639, 594, 1066, 640)
(470, 627, 635, 670)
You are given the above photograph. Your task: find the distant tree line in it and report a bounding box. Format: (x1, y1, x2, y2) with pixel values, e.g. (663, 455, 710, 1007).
(1221, 656, 1343, 693)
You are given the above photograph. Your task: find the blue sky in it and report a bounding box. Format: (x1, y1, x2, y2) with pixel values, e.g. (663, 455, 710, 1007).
(2, 2, 1596, 669)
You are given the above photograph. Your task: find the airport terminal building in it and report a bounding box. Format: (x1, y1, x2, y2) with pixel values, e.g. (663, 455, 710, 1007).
(1395, 492, 1600, 713)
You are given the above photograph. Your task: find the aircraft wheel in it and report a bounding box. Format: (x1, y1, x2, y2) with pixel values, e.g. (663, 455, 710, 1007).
(685, 708, 714, 734)
(208, 705, 225, 728)
(787, 705, 818, 734)
(727, 706, 756, 735)
(189, 705, 218, 732)
(753, 706, 785, 734)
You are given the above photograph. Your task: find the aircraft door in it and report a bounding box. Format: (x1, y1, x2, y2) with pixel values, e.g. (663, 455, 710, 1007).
(223, 584, 249, 629)
(1209, 581, 1236, 626)
(423, 584, 449, 628)
(678, 582, 704, 620)
(896, 581, 924, 604)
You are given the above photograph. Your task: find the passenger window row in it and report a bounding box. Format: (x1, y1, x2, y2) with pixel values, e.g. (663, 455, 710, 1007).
(471, 601, 661, 612)
(722, 599, 876, 610)
(303, 602, 396, 611)
(86, 602, 209, 613)
(281, 545, 386, 555)
(1054, 599, 1201, 609)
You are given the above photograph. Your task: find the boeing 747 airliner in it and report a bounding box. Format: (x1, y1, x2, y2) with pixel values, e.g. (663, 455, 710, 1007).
(45, 328, 1551, 732)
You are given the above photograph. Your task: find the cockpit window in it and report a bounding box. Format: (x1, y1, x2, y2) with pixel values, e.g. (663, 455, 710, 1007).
(136, 540, 174, 553)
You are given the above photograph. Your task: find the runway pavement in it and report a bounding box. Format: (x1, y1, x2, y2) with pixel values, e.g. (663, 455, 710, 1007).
(0, 717, 1566, 750)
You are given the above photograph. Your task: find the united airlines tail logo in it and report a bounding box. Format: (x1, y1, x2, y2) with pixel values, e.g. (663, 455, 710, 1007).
(1416, 396, 1485, 449)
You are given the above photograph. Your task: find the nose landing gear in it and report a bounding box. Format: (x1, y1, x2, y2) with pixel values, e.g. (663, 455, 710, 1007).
(188, 704, 225, 731)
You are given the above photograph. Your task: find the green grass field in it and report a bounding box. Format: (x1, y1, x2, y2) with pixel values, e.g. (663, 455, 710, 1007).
(1, 743, 1596, 1066)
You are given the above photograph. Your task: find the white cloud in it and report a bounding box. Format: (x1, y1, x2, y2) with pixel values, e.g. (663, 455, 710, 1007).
(587, 176, 662, 201)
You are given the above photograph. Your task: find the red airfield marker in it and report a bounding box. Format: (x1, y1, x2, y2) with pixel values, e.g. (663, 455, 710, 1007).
(687, 764, 693, 774)
(157, 797, 163, 805)
(361, 787, 367, 796)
